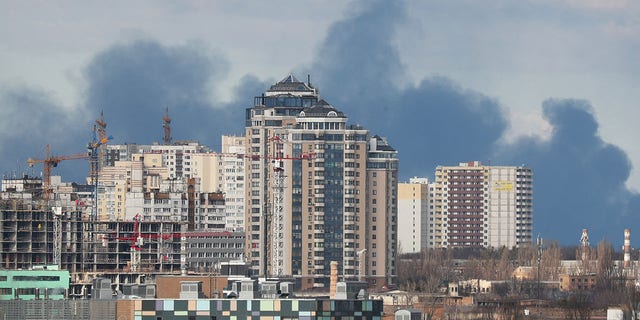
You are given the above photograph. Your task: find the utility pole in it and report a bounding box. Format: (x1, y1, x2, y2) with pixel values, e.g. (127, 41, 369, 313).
(537, 234, 542, 319)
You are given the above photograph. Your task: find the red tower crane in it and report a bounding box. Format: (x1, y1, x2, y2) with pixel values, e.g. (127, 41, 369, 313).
(114, 214, 232, 272)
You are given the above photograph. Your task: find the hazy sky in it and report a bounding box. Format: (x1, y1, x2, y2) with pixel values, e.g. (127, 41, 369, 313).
(1, 0, 639, 245)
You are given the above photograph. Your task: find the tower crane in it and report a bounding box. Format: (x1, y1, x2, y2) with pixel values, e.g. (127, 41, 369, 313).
(88, 113, 112, 221)
(27, 144, 88, 200)
(113, 214, 232, 272)
(163, 107, 172, 145)
(128, 214, 144, 272)
(267, 135, 315, 277)
(90, 111, 109, 181)
(52, 206, 63, 268)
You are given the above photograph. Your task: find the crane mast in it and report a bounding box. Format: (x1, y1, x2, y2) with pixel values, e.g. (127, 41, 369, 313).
(27, 144, 88, 200)
(130, 213, 143, 272)
(267, 136, 315, 277)
(52, 206, 63, 268)
(163, 107, 172, 145)
(88, 112, 112, 220)
(271, 158, 285, 277)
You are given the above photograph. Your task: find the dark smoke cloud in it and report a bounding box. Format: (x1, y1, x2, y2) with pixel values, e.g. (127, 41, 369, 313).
(311, 0, 507, 180)
(2, 0, 638, 245)
(83, 40, 241, 145)
(0, 85, 89, 180)
(0, 40, 264, 182)
(497, 99, 640, 244)
(309, 0, 639, 244)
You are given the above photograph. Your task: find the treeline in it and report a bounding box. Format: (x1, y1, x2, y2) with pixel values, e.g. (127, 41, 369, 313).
(396, 240, 639, 317)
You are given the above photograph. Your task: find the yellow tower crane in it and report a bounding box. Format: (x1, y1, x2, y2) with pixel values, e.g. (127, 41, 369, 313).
(27, 144, 88, 200)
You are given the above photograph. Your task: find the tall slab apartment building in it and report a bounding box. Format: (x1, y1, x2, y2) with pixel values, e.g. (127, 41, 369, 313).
(430, 161, 533, 248)
(245, 75, 398, 289)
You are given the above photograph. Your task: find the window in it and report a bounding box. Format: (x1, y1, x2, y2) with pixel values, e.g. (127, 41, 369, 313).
(13, 276, 60, 281)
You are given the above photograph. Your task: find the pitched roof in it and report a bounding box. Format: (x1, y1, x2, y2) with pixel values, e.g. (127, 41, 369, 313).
(269, 74, 314, 92)
(300, 99, 346, 118)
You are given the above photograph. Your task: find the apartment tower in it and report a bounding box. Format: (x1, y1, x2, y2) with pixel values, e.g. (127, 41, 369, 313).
(245, 75, 398, 289)
(430, 161, 532, 248)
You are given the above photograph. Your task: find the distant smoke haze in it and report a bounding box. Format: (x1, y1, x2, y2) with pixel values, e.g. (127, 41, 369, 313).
(1, 0, 638, 245)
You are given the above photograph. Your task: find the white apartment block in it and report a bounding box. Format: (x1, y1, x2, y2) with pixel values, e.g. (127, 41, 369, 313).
(103, 141, 211, 180)
(220, 135, 246, 232)
(429, 161, 533, 249)
(397, 177, 430, 253)
(97, 154, 226, 230)
(97, 143, 245, 231)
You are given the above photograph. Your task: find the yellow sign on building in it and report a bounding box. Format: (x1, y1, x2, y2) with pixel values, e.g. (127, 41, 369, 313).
(493, 180, 513, 191)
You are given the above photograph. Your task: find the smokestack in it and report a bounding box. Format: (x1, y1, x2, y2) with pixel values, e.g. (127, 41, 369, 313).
(329, 261, 338, 299)
(624, 229, 631, 269)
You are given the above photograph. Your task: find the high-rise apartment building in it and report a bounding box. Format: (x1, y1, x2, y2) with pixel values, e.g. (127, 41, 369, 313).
(430, 161, 533, 248)
(244, 75, 398, 289)
(397, 177, 430, 254)
(103, 141, 211, 182)
(98, 141, 244, 230)
(220, 135, 246, 232)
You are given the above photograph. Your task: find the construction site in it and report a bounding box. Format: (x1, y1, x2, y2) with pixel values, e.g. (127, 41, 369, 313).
(0, 179, 246, 297)
(0, 112, 247, 299)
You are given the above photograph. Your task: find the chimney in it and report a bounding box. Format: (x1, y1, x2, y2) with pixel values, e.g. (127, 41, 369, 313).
(329, 261, 339, 299)
(624, 229, 631, 269)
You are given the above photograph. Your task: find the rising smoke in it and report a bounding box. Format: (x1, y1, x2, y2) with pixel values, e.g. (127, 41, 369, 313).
(1, 0, 638, 244)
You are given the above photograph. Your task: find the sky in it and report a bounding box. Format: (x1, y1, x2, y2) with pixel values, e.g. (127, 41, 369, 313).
(1, 0, 639, 246)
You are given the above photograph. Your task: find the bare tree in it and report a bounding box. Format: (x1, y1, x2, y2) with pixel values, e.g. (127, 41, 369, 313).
(516, 244, 535, 267)
(559, 291, 592, 320)
(397, 249, 455, 293)
(496, 246, 514, 280)
(541, 242, 563, 281)
(624, 282, 640, 319)
(398, 249, 456, 320)
(596, 240, 617, 290)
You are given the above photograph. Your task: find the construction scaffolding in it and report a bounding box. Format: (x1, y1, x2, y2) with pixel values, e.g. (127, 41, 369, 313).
(0, 196, 185, 296)
(0, 199, 83, 272)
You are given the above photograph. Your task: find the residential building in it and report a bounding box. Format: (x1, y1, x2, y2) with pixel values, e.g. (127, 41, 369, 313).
(220, 135, 246, 232)
(397, 177, 430, 253)
(103, 141, 211, 180)
(244, 75, 398, 289)
(430, 161, 533, 248)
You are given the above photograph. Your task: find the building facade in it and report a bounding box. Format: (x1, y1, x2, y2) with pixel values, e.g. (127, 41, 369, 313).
(430, 161, 533, 248)
(397, 177, 430, 254)
(98, 142, 247, 232)
(220, 135, 246, 232)
(0, 267, 70, 300)
(244, 75, 398, 289)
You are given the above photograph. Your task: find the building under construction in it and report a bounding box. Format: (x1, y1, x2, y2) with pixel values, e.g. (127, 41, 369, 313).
(0, 176, 245, 298)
